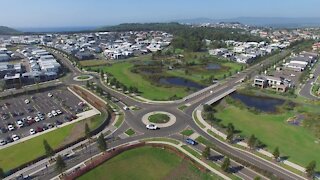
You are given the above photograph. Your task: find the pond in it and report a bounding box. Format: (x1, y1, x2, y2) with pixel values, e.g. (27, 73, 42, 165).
(159, 77, 205, 90)
(230, 92, 285, 112)
(206, 63, 221, 70)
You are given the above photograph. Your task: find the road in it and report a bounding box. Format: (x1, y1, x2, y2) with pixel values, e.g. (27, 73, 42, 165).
(4, 48, 307, 180)
(299, 60, 320, 100)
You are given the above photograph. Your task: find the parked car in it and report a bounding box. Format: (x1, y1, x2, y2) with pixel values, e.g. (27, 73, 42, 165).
(35, 116, 40, 122)
(29, 129, 36, 135)
(5, 137, 13, 143)
(27, 116, 33, 121)
(48, 93, 53, 97)
(24, 99, 30, 104)
(56, 109, 62, 115)
(0, 127, 7, 134)
(36, 126, 43, 133)
(12, 134, 20, 141)
(123, 106, 129, 110)
(185, 138, 197, 145)
(47, 113, 53, 118)
(0, 139, 6, 146)
(56, 120, 63, 125)
(16, 120, 24, 128)
(52, 110, 58, 116)
(146, 124, 158, 130)
(8, 124, 15, 131)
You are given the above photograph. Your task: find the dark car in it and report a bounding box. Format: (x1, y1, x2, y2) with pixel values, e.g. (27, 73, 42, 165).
(36, 126, 43, 133)
(6, 137, 13, 143)
(0, 127, 7, 134)
(186, 138, 197, 145)
(56, 120, 63, 125)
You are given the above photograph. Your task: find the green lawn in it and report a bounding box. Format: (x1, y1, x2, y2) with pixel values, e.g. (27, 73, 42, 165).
(78, 146, 216, 180)
(214, 105, 320, 169)
(94, 62, 189, 100)
(148, 113, 170, 123)
(0, 114, 105, 172)
(181, 129, 194, 136)
(77, 75, 91, 80)
(124, 128, 135, 136)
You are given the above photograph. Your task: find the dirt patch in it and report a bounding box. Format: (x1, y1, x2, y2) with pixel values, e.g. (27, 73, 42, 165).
(60, 121, 86, 146)
(164, 159, 202, 180)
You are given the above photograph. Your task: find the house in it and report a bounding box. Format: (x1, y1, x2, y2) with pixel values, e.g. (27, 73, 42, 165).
(75, 52, 95, 60)
(253, 75, 288, 92)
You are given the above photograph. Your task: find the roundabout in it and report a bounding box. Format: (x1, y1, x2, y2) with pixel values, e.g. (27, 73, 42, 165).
(73, 75, 94, 81)
(142, 111, 176, 128)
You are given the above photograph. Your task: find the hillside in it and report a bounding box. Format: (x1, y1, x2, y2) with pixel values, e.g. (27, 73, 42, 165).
(0, 26, 21, 35)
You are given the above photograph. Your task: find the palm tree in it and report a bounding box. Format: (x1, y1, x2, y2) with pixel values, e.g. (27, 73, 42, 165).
(221, 157, 230, 172)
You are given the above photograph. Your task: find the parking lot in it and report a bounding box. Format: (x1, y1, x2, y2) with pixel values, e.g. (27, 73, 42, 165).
(270, 67, 303, 87)
(0, 87, 90, 146)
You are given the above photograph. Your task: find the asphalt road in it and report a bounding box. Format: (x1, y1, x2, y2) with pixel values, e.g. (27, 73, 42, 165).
(299, 60, 320, 100)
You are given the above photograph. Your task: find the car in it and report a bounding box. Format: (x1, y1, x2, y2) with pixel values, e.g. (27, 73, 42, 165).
(37, 112, 43, 116)
(16, 120, 24, 128)
(185, 138, 197, 145)
(29, 129, 36, 135)
(5, 137, 13, 143)
(12, 134, 20, 141)
(47, 113, 53, 118)
(35, 116, 40, 122)
(56, 109, 62, 115)
(56, 120, 63, 125)
(48, 93, 53, 97)
(36, 126, 43, 133)
(24, 99, 30, 104)
(27, 119, 35, 126)
(0, 127, 7, 134)
(8, 124, 15, 131)
(51, 110, 58, 116)
(27, 108, 34, 113)
(39, 116, 45, 121)
(210, 90, 213, 93)
(47, 123, 54, 129)
(146, 124, 158, 130)
(27, 116, 32, 121)
(0, 139, 6, 146)
(123, 106, 129, 110)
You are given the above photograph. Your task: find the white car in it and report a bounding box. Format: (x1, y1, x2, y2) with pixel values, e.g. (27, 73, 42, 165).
(34, 116, 40, 122)
(29, 129, 36, 135)
(47, 113, 53, 118)
(16, 120, 24, 128)
(12, 134, 20, 141)
(146, 124, 158, 130)
(0, 139, 6, 146)
(27, 116, 32, 121)
(123, 106, 129, 110)
(48, 93, 53, 97)
(24, 99, 30, 104)
(56, 109, 62, 115)
(51, 110, 57, 116)
(8, 124, 15, 131)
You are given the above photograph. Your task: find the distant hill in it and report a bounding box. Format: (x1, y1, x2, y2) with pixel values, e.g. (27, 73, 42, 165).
(0, 26, 21, 35)
(176, 17, 320, 28)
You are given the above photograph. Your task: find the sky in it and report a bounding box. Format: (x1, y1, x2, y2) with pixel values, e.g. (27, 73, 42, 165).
(0, 0, 319, 28)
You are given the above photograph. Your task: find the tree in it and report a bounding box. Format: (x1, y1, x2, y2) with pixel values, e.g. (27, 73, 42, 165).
(55, 155, 66, 174)
(305, 161, 316, 178)
(248, 134, 257, 149)
(202, 146, 211, 159)
(85, 123, 91, 140)
(43, 140, 54, 158)
(100, 71, 104, 78)
(122, 85, 128, 92)
(203, 104, 213, 112)
(254, 176, 261, 180)
(226, 123, 235, 142)
(221, 157, 230, 172)
(0, 167, 4, 179)
(97, 133, 107, 153)
(273, 147, 280, 160)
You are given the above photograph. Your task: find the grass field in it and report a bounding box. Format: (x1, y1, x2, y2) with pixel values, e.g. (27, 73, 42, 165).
(214, 104, 320, 169)
(0, 114, 105, 172)
(148, 113, 170, 123)
(93, 62, 189, 100)
(181, 129, 194, 136)
(79, 60, 108, 67)
(78, 146, 216, 180)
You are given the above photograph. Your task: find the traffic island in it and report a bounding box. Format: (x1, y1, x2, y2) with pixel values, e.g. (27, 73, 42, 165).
(73, 75, 93, 81)
(142, 111, 176, 128)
